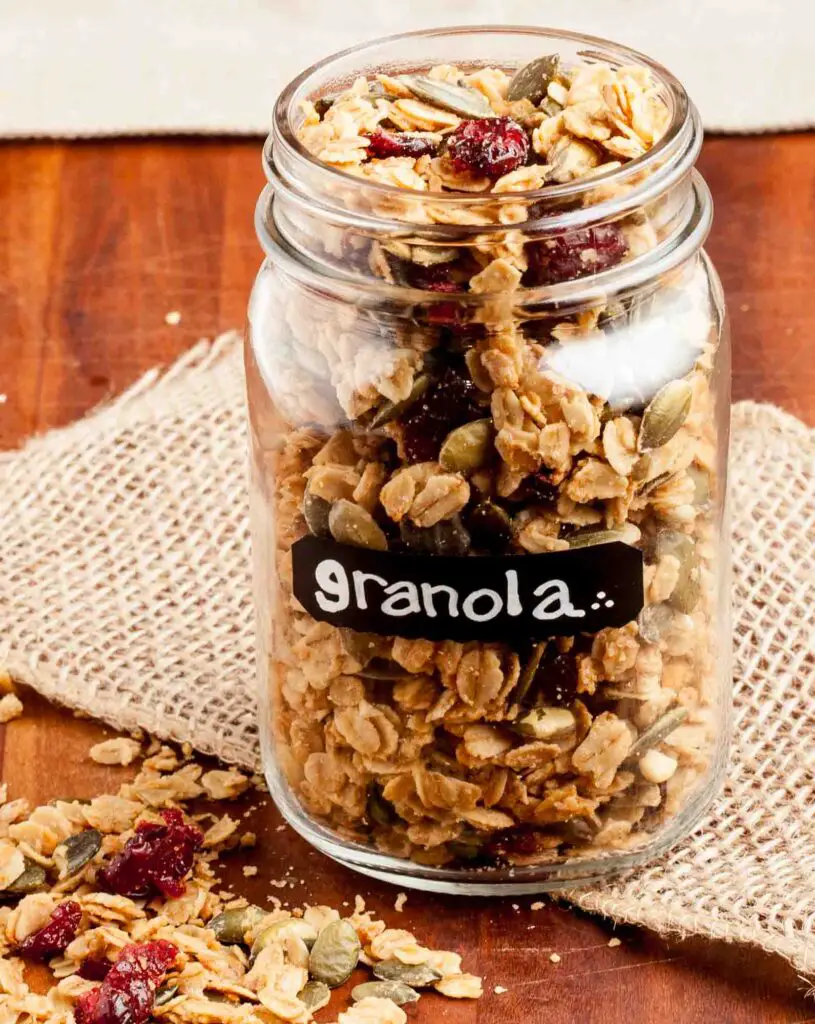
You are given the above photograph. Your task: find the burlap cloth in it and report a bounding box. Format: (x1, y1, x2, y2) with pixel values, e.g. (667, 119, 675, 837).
(2, 332, 814, 974)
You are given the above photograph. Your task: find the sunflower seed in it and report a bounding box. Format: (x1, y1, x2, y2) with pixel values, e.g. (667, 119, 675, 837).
(369, 374, 430, 429)
(626, 707, 689, 762)
(154, 984, 179, 1007)
(373, 959, 443, 987)
(439, 419, 493, 475)
(400, 516, 471, 555)
(329, 500, 388, 551)
(308, 919, 361, 987)
(252, 918, 319, 960)
(210, 905, 266, 945)
(637, 603, 675, 643)
(53, 829, 102, 880)
(567, 524, 640, 548)
(299, 980, 331, 1012)
(2, 860, 47, 896)
(511, 706, 576, 741)
(352, 980, 420, 1005)
(303, 491, 332, 538)
(507, 54, 561, 104)
(638, 379, 693, 451)
(401, 75, 493, 118)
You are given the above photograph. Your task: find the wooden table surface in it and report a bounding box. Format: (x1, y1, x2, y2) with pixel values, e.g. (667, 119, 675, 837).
(2, 135, 815, 1023)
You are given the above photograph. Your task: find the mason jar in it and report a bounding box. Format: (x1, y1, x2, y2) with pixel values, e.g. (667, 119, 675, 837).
(246, 26, 730, 893)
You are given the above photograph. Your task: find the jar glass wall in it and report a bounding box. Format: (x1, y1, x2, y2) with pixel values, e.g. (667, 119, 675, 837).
(246, 27, 731, 893)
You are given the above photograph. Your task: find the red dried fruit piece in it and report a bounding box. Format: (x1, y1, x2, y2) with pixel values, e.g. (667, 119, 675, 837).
(100, 808, 203, 900)
(18, 900, 82, 960)
(79, 957, 113, 981)
(518, 467, 560, 506)
(447, 117, 530, 179)
(485, 826, 553, 862)
(404, 263, 459, 293)
(525, 224, 628, 286)
(365, 128, 438, 160)
(74, 940, 177, 1024)
(400, 363, 484, 463)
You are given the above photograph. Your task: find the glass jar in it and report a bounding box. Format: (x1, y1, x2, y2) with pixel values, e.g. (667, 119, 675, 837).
(247, 27, 730, 894)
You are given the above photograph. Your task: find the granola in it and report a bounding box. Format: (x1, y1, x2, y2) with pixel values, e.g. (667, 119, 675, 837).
(0, 743, 481, 1023)
(248, 41, 724, 879)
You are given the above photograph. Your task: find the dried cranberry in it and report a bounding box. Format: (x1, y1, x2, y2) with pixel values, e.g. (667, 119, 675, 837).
(525, 225, 628, 286)
(100, 809, 202, 900)
(74, 940, 177, 1024)
(532, 648, 579, 706)
(518, 467, 560, 505)
(79, 957, 112, 981)
(365, 128, 438, 160)
(447, 117, 530, 179)
(18, 900, 82, 960)
(404, 263, 459, 293)
(485, 826, 551, 862)
(400, 363, 484, 463)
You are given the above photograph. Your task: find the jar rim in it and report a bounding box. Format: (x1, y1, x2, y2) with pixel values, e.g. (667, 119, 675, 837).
(269, 24, 695, 212)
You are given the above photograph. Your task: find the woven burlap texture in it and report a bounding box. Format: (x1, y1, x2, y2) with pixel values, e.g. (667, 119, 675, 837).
(2, 332, 814, 974)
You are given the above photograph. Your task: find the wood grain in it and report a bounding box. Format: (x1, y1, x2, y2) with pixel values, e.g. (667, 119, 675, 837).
(2, 134, 815, 1023)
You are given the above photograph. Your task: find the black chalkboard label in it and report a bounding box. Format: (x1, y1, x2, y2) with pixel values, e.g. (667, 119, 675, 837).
(291, 536, 644, 644)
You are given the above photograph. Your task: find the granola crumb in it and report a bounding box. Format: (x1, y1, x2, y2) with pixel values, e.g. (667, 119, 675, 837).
(494, 985, 508, 994)
(88, 736, 142, 766)
(531, 901, 545, 911)
(0, 669, 16, 694)
(549, 953, 561, 963)
(240, 831, 257, 848)
(0, 692, 23, 723)
(608, 937, 622, 947)
(242, 865, 258, 877)
(164, 310, 182, 325)
(394, 892, 408, 912)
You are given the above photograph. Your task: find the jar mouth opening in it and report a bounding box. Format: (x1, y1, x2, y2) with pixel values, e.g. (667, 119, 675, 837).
(256, 172, 713, 311)
(269, 24, 693, 210)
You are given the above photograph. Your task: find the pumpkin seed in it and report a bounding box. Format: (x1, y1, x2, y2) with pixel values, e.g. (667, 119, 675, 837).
(329, 500, 388, 551)
(308, 919, 361, 988)
(511, 706, 576, 741)
(210, 905, 266, 945)
(352, 981, 420, 1006)
(2, 860, 47, 896)
(357, 658, 412, 681)
(400, 516, 471, 556)
(687, 464, 712, 508)
(439, 419, 493, 475)
(625, 707, 689, 762)
(366, 784, 399, 828)
(303, 490, 332, 538)
(339, 628, 381, 667)
(401, 75, 493, 118)
(369, 374, 430, 429)
(654, 531, 701, 613)
(252, 918, 319, 960)
(53, 829, 102, 880)
(514, 640, 546, 705)
(299, 980, 331, 1012)
(638, 379, 693, 452)
(637, 603, 675, 643)
(373, 959, 443, 988)
(568, 524, 640, 548)
(154, 984, 180, 1007)
(467, 501, 513, 552)
(507, 54, 561, 104)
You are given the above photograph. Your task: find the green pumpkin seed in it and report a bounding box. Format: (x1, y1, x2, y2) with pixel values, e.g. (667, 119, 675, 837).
(514, 640, 546, 706)
(339, 628, 381, 667)
(369, 374, 430, 429)
(303, 490, 332, 538)
(252, 918, 319, 960)
(53, 829, 103, 880)
(400, 516, 471, 556)
(357, 658, 412, 681)
(373, 959, 443, 988)
(401, 75, 493, 118)
(299, 980, 331, 1012)
(626, 707, 689, 762)
(638, 379, 693, 452)
(366, 783, 399, 828)
(308, 919, 361, 988)
(654, 530, 701, 613)
(637, 603, 675, 643)
(568, 524, 639, 548)
(329, 500, 388, 551)
(352, 981, 420, 1006)
(687, 464, 712, 507)
(154, 984, 179, 1007)
(439, 419, 493, 475)
(2, 860, 47, 896)
(210, 905, 266, 945)
(507, 54, 561, 104)
(467, 501, 513, 552)
(511, 706, 576, 741)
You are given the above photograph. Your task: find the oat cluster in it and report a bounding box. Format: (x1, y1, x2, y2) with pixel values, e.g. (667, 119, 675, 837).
(252, 51, 721, 874)
(0, 739, 481, 1022)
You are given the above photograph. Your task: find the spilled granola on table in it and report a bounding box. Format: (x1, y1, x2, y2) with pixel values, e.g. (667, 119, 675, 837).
(248, 50, 723, 874)
(0, 742, 481, 1022)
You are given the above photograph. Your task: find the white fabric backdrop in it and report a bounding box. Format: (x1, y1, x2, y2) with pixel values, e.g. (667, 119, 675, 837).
(1, 0, 812, 138)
